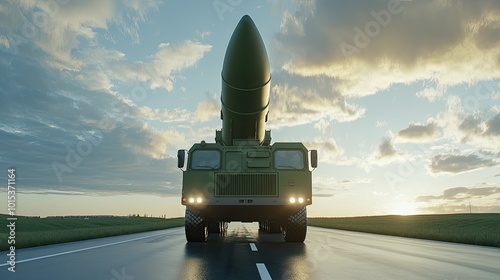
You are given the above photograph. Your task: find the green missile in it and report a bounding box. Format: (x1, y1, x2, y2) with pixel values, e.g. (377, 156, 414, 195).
(221, 15, 271, 146)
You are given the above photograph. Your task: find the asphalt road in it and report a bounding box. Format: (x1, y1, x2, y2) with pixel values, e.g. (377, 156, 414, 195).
(1, 222, 500, 279)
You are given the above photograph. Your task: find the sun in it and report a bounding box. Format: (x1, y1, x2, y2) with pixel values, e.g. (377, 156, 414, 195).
(391, 201, 418, 215)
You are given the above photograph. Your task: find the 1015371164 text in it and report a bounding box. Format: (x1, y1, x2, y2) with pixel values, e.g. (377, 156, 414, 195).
(6, 168, 17, 273)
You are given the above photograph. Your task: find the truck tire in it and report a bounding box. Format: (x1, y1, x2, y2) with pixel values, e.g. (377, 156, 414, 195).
(269, 220, 281, 233)
(283, 207, 307, 242)
(185, 208, 207, 242)
(207, 221, 221, 233)
(221, 221, 228, 235)
(208, 221, 228, 235)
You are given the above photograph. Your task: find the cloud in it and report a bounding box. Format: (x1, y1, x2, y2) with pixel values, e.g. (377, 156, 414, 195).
(312, 175, 372, 198)
(0, 34, 9, 48)
(274, 0, 500, 97)
(0, 1, 215, 197)
(437, 95, 500, 150)
(429, 152, 499, 174)
(91, 41, 212, 92)
(339, 178, 373, 186)
(304, 137, 344, 164)
(0, 48, 183, 196)
(267, 72, 365, 128)
(416, 184, 500, 213)
(369, 132, 407, 165)
(0, 0, 161, 68)
(417, 186, 500, 202)
(272, 0, 500, 144)
(121, 123, 185, 160)
(313, 117, 331, 135)
(280, 9, 305, 36)
(485, 112, 500, 136)
(313, 194, 335, 198)
(0, 1, 210, 93)
(196, 30, 212, 40)
(456, 111, 500, 141)
(458, 115, 485, 137)
(143, 41, 212, 91)
(312, 176, 338, 197)
(377, 137, 398, 158)
(416, 85, 447, 102)
(0, 0, 114, 70)
(397, 119, 438, 142)
(195, 92, 220, 121)
(137, 106, 192, 123)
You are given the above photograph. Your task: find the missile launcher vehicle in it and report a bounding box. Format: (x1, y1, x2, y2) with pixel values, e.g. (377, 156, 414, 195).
(177, 15, 317, 242)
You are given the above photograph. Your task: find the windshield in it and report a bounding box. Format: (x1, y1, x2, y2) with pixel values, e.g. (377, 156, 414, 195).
(190, 150, 220, 170)
(274, 150, 304, 170)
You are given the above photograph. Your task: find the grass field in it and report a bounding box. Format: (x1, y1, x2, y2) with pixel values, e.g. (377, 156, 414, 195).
(308, 213, 500, 247)
(0, 215, 184, 251)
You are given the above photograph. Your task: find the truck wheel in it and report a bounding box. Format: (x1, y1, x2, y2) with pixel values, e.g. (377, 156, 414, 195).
(283, 207, 307, 242)
(207, 221, 228, 235)
(185, 208, 207, 242)
(207, 221, 221, 233)
(221, 221, 228, 235)
(269, 220, 281, 233)
(259, 221, 264, 231)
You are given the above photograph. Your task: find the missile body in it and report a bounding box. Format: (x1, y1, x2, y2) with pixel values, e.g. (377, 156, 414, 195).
(221, 15, 271, 146)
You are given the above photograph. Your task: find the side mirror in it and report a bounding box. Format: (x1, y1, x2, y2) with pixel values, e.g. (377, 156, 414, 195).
(177, 150, 186, 169)
(310, 150, 318, 168)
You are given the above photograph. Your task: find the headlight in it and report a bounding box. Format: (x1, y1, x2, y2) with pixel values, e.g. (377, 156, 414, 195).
(188, 198, 195, 203)
(289, 197, 305, 204)
(196, 197, 203, 203)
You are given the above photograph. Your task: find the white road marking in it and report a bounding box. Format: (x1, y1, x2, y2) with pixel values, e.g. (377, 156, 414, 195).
(249, 243, 258, 251)
(256, 263, 272, 280)
(0, 231, 170, 267)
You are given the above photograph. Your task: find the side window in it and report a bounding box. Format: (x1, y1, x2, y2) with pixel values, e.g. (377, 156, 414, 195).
(274, 150, 304, 170)
(191, 150, 221, 170)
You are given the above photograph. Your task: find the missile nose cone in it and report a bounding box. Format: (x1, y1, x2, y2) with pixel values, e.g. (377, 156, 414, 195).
(222, 15, 270, 89)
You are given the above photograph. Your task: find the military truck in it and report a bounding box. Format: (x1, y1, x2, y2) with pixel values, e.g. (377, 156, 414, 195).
(177, 15, 317, 243)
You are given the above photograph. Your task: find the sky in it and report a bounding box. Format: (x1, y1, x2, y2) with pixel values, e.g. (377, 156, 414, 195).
(0, 0, 499, 218)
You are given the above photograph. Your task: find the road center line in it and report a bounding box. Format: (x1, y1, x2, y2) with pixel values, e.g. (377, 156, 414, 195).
(256, 263, 272, 280)
(0, 231, 171, 267)
(249, 243, 258, 251)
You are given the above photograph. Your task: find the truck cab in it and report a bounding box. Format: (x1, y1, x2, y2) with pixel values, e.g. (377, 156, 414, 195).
(178, 137, 317, 242)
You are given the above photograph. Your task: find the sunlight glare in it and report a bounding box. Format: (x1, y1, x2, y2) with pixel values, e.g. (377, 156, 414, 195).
(391, 201, 417, 215)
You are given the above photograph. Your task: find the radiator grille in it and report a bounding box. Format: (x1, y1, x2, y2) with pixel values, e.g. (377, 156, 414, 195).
(215, 173, 277, 196)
